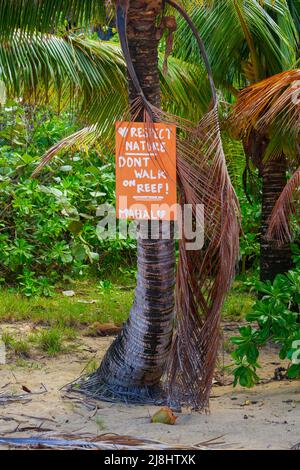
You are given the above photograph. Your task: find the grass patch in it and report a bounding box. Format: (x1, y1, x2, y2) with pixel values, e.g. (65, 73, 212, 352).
(14, 359, 43, 369)
(1, 331, 30, 358)
(28, 327, 79, 356)
(95, 416, 106, 431)
(222, 290, 255, 321)
(1, 326, 79, 359)
(0, 278, 255, 339)
(0, 280, 133, 329)
(29, 328, 63, 356)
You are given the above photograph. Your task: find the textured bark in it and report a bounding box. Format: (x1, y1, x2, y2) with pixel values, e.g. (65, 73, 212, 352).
(260, 156, 292, 281)
(79, 0, 176, 402)
(127, 0, 162, 110)
(244, 132, 292, 282)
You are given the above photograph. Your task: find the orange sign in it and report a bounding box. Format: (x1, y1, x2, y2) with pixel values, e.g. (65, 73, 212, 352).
(115, 121, 177, 220)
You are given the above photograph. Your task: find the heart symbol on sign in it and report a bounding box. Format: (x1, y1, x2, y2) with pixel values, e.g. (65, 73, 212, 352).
(118, 127, 128, 138)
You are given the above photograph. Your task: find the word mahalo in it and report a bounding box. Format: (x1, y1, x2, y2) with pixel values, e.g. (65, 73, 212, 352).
(116, 122, 177, 220)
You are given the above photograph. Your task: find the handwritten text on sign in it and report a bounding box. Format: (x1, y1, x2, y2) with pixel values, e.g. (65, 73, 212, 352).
(115, 122, 177, 220)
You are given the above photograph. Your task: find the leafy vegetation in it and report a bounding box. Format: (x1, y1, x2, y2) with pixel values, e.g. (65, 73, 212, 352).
(0, 104, 136, 293)
(0, 0, 299, 396)
(0, 281, 133, 327)
(231, 245, 300, 387)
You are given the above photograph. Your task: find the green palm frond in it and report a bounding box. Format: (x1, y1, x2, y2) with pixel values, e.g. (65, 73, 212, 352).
(0, 34, 127, 127)
(173, 0, 298, 88)
(159, 55, 211, 121)
(222, 134, 246, 188)
(0, 0, 107, 37)
(31, 57, 215, 174)
(0, 31, 213, 162)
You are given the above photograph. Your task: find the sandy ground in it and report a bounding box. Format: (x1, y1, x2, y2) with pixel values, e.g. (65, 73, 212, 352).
(0, 322, 299, 450)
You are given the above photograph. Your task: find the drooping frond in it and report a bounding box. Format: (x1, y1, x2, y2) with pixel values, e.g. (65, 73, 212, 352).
(158, 0, 240, 409)
(0, 28, 214, 173)
(0, 0, 107, 37)
(31, 125, 102, 177)
(229, 69, 300, 160)
(267, 166, 300, 243)
(158, 107, 240, 409)
(0, 34, 127, 125)
(222, 134, 247, 188)
(25, 41, 215, 175)
(159, 56, 211, 122)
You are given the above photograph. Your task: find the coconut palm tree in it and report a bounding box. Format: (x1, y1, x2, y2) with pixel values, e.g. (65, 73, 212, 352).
(230, 69, 300, 279)
(0, 0, 239, 409)
(231, 70, 300, 246)
(173, 0, 299, 281)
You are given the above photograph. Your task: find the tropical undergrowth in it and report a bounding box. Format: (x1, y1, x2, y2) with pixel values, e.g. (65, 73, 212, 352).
(230, 244, 300, 387)
(0, 103, 136, 296)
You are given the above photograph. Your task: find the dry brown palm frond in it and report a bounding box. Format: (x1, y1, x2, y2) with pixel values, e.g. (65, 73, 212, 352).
(229, 69, 300, 142)
(0, 433, 208, 450)
(155, 105, 239, 409)
(229, 69, 300, 246)
(229, 69, 300, 245)
(156, 1, 239, 409)
(267, 166, 300, 243)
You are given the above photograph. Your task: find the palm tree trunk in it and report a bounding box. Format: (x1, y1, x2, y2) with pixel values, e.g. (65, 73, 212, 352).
(260, 156, 292, 281)
(79, 0, 176, 403)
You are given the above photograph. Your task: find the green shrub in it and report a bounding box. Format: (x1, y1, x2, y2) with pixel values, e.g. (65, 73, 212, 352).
(0, 104, 136, 294)
(230, 248, 300, 387)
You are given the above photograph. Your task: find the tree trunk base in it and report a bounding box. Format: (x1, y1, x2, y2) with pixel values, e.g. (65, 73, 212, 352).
(68, 372, 168, 406)
(68, 374, 201, 412)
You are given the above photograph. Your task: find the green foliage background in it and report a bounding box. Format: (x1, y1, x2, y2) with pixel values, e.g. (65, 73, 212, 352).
(0, 104, 135, 296)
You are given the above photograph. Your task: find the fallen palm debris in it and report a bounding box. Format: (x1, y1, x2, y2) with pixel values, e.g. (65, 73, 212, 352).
(0, 384, 47, 405)
(0, 433, 211, 450)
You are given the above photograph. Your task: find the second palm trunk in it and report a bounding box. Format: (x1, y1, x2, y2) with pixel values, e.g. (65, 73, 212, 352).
(260, 156, 292, 281)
